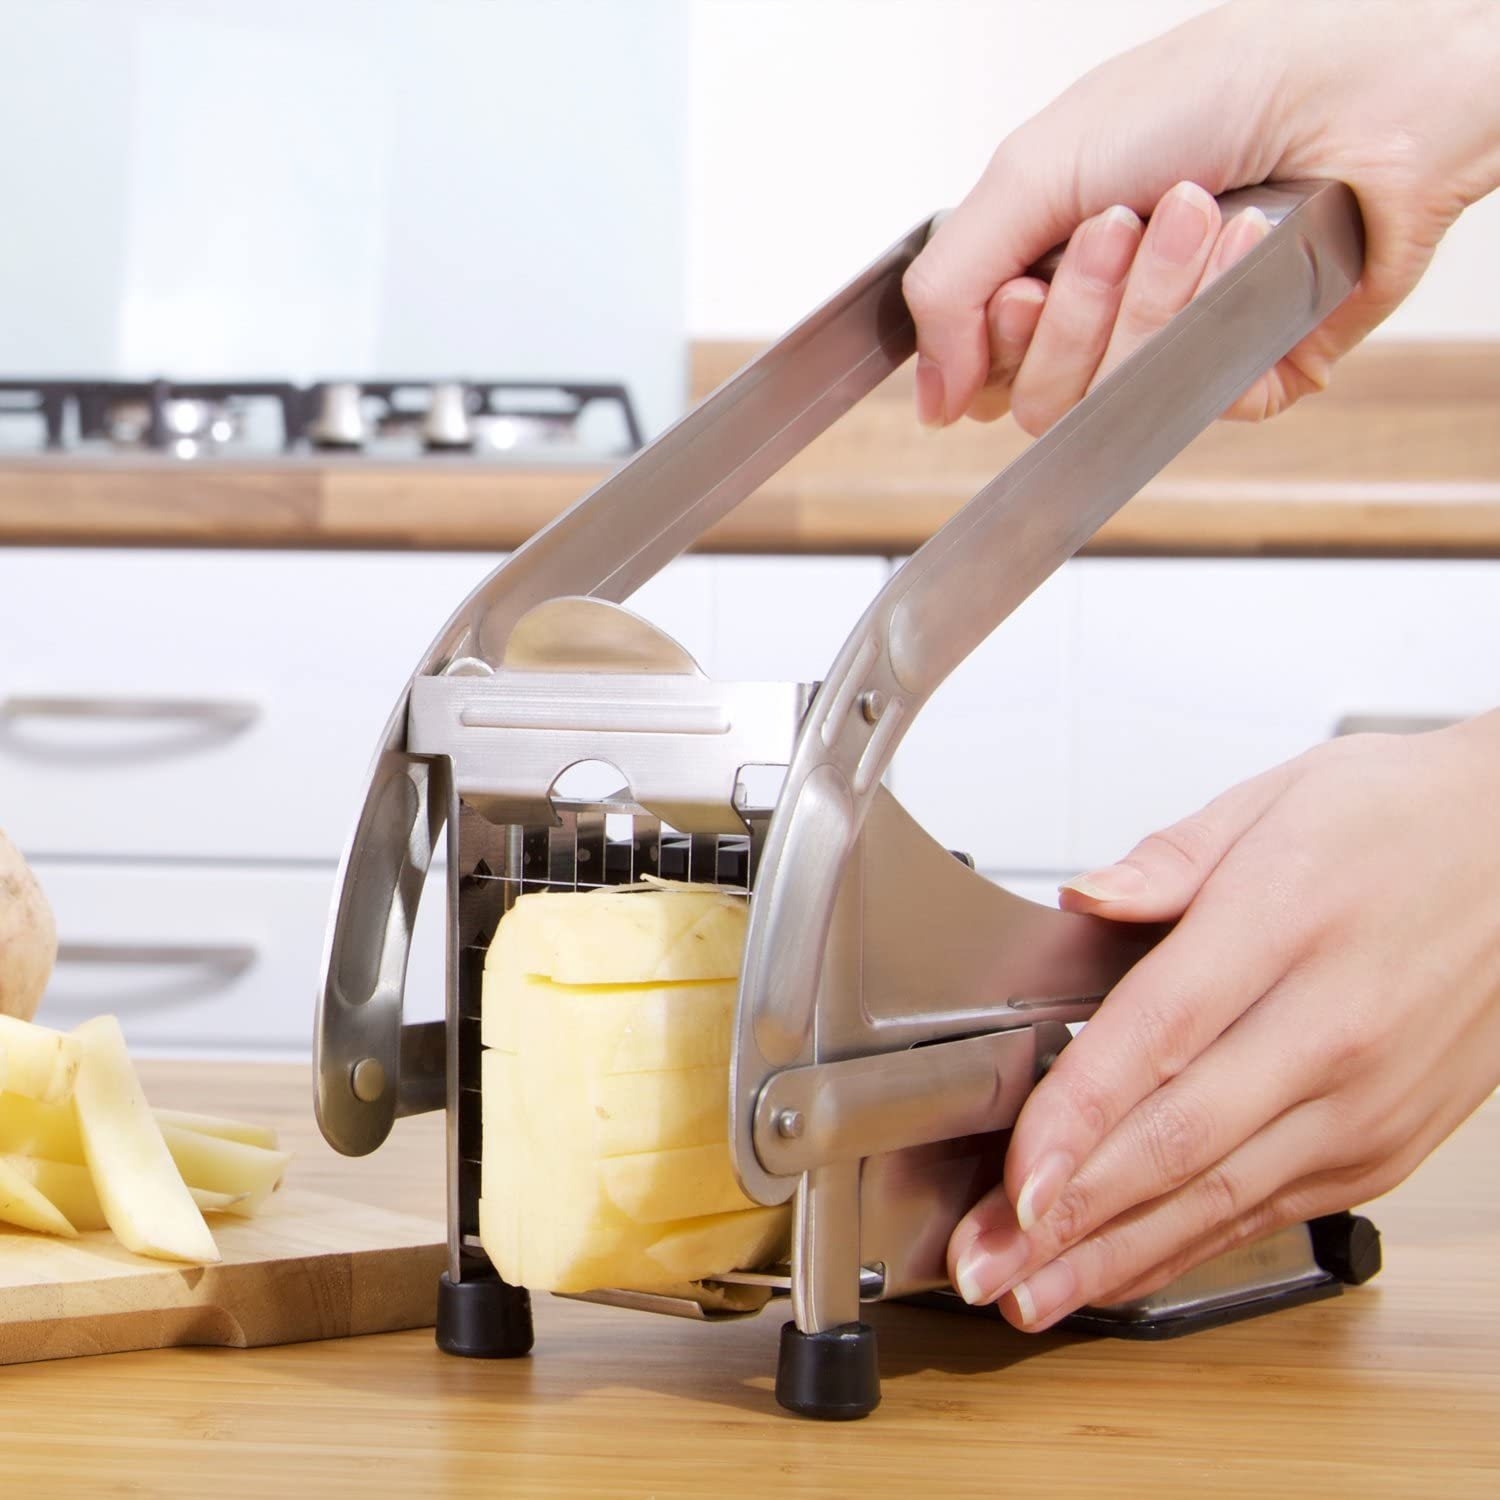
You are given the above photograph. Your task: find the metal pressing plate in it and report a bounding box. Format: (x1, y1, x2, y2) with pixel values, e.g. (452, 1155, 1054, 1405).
(409, 671, 808, 833)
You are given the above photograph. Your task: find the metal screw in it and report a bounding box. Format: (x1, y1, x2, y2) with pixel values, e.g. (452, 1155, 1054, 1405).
(860, 689, 886, 725)
(350, 1057, 387, 1103)
(776, 1109, 805, 1139)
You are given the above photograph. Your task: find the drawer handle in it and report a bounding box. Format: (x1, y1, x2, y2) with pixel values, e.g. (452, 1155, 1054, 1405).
(47, 941, 259, 1016)
(56, 941, 258, 974)
(1333, 713, 1460, 737)
(1, 695, 260, 730)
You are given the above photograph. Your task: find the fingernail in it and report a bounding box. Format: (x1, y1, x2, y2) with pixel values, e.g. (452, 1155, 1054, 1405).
(953, 1233, 1032, 1306)
(1147, 183, 1213, 266)
(1059, 863, 1148, 903)
(1214, 206, 1269, 272)
(1077, 205, 1141, 289)
(1009, 1258, 1078, 1329)
(996, 284, 1045, 345)
(915, 355, 946, 428)
(1015, 1149, 1074, 1232)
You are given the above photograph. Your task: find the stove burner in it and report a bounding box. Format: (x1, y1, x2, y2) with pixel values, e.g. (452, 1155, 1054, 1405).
(0, 376, 643, 459)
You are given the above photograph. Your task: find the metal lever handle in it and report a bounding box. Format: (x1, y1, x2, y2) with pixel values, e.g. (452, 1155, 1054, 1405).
(737, 181, 1364, 1090)
(316, 179, 1360, 1159)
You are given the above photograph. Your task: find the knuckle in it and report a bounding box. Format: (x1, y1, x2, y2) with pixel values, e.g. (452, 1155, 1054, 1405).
(1136, 814, 1220, 874)
(1136, 1092, 1211, 1190)
(1054, 1065, 1113, 1144)
(901, 260, 945, 319)
(1043, 1181, 1092, 1250)
(1194, 1160, 1245, 1230)
(1128, 999, 1198, 1088)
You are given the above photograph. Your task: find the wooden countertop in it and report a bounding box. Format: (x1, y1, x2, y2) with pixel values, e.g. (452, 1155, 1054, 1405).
(2, 1061, 1495, 1496)
(2, 341, 1498, 559)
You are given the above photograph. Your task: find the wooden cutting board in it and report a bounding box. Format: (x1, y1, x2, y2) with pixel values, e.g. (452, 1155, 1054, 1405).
(0, 1188, 445, 1365)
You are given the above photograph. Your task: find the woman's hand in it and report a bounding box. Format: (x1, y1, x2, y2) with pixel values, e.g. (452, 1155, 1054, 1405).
(948, 714, 1500, 1328)
(903, 0, 1500, 433)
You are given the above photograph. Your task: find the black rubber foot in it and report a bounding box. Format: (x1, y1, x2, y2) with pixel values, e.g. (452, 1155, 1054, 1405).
(1310, 1212, 1382, 1285)
(775, 1320, 881, 1420)
(435, 1270, 534, 1358)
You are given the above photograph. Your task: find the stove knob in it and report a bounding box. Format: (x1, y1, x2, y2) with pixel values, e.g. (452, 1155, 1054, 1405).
(424, 382, 474, 451)
(307, 382, 367, 449)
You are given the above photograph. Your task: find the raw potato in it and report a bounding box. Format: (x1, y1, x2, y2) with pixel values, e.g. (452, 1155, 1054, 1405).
(0, 1014, 81, 1103)
(485, 884, 748, 988)
(0, 829, 56, 1022)
(159, 1123, 289, 1217)
(153, 1107, 280, 1151)
(0, 1152, 77, 1236)
(72, 1015, 219, 1263)
(3, 1155, 104, 1231)
(0, 1090, 84, 1161)
(480, 885, 790, 1295)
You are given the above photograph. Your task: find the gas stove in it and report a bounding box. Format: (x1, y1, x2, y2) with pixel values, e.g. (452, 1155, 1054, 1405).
(0, 377, 642, 460)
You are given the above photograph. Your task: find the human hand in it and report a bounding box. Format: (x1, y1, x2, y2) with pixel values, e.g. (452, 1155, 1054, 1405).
(904, 0, 1500, 433)
(948, 713, 1500, 1329)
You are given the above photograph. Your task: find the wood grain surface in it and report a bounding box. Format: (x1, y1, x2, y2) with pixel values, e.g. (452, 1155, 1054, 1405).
(0, 1189, 444, 1366)
(0, 1061, 1494, 1496)
(3, 340, 1497, 558)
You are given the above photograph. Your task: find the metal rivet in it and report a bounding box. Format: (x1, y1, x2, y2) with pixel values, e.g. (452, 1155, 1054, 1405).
(350, 1057, 387, 1103)
(776, 1109, 805, 1139)
(860, 689, 886, 725)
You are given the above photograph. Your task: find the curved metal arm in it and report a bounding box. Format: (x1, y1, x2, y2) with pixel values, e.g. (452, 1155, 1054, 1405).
(315, 221, 934, 1154)
(317, 178, 1361, 1160)
(732, 181, 1364, 1195)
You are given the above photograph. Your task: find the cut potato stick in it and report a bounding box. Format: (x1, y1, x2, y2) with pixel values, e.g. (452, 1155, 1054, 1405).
(189, 1186, 250, 1215)
(3, 1155, 107, 1232)
(0, 1153, 77, 1237)
(0, 1015, 81, 1104)
(153, 1107, 280, 1152)
(160, 1124, 289, 1218)
(0, 1090, 84, 1162)
(72, 1016, 219, 1263)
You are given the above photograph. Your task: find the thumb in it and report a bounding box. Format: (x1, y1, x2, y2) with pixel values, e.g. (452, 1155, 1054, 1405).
(1059, 761, 1295, 922)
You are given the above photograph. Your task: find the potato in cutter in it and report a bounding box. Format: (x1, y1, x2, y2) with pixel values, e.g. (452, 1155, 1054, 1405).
(315, 180, 1380, 1419)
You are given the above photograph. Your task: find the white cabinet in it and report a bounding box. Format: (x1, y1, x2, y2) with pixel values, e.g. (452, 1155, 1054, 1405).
(30, 858, 448, 1059)
(0, 549, 500, 860)
(886, 566, 1077, 872)
(1068, 559, 1500, 866)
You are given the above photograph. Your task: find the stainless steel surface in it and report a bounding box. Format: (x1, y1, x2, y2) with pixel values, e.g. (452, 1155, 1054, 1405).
(501, 596, 702, 675)
(1087, 1223, 1325, 1320)
(790, 1163, 862, 1334)
(752, 1028, 1050, 1176)
(350, 1057, 386, 1104)
(0, 694, 260, 729)
(556, 1287, 762, 1322)
(314, 182, 1363, 1356)
(409, 669, 805, 833)
(732, 180, 1363, 1207)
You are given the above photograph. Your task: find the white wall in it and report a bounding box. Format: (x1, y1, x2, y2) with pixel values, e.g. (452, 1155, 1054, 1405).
(0, 0, 687, 434)
(686, 0, 1500, 340)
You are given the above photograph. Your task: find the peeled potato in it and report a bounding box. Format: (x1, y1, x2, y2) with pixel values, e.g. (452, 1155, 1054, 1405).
(0, 830, 56, 1022)
(480, 885, 789, 1296)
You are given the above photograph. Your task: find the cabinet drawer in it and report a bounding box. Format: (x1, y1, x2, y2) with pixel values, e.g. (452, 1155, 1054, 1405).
(31, 859, 449, 1057)
(0, 549, 728, 861)
(1069, 559, 1500, 866)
